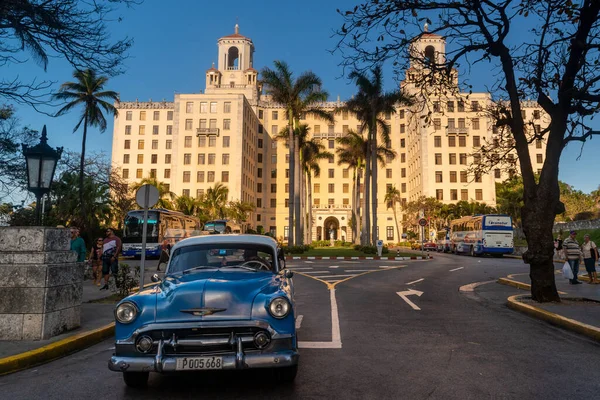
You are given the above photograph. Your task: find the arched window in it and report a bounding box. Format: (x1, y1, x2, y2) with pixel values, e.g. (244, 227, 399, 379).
(424, 45, 436, 66)
(227, 47, 239, 70)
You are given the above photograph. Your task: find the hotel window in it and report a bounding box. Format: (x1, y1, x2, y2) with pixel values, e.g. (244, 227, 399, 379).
(164, 169, 171, 179)
(258, 110, 264, 119)
(223, 136, 230, 147)
(343, 183, 349, 193)
(449, 153, 456, 165)
(186, 102, 193, 113)
(153, 111, 160, 121)
(224, 102, 231, 113)
(459, 153, 467, 165)
(164, 184, 170, 192)
(123, 154, 130, 164)
(473, 136, 481, 147)
(400, 139, 405, 148)
(197, 189, 205, 198)
(533, 110, 541, 119)
(165, 154, 171, 163)
(343, 198, 350, 206)
(136, 169, 143, 179)
(328, 198, 335, 206)
(200, 102, 207, 113)
(471, 101, 480, 111)
(314, 184, 320, 193)
(341, 110, 348, 120)
(140, 111, 146, 120)
(458, 118, 466, 128)
(257, 199, 262, 208)
(386, 226, 394, 240)
(125, 125, 131, 135)
(209, 119, 217, 130)
(343, 169, 349, 179)
(475, 172, 482, 183)
(434, 136, 442, 147)
(328, 184, 335, 193)
(151, 154, 158, 164)
(223, 119, 231, 130)
(401, 183, 406, 193)
(460, 171, 468, 182)
(327, 139, 335, 149)
(122, 169, 129, 179)
(185, 119, 193, 130)
(447, 101, 454, 112)
(271, 184, 277, 193)
(150, 169, 157, 178)
(183, 171, 190, 183)
(285, 184, 289, 193)
(271, 125, 279, 136)
(448, 136, 456, 147)
(401, 168, 406, 178)
(209, 136, 216, 147)
(314, 198, 320, 206)
(271, 169, 277, 178)
(124, 140, 130, 149)
(199, 119, 207, 130)
(400, 110, 405, 119)
(257, 168, 262, 178)
(536, 139, 542, 149)
(139, 125, 145, 135)
(495, 169, 501, 179)
(257, 138, 263, 149)
(386, 169, 392, 179)
(450, 189, 458, 200)
(536, 154, 543, 163)
(450, 171, 457, 183)
(167, 111, 173, 120)
(435, 171, 443, 183)
(198, 154, 205, 164)
(184, 136, 192, 147)
(435, 153, 442, 165)
(126, 111, 132, 120)
(195, 171, 205, 183)
(166, 125, 172, 135)
(436, 189, 443, 200)
(401, 153, 406, 162)
(328, 169, 334, 178)
(183, 154, 191, 165)
(272, 111, 278, 120)
(472, 118, 480, 130)
(138, 140, 144, 150)
(151, 140, 158, 150)
(400, 124, 406, 133)
(210, 102, 217, 113)
(257, 183, 262, 193)
(222, 171, 229, 182)
(258, 153, 263, 163)
(433, 101, 440, 112)
(343, 125, 349, 134)
(207, 171, 215, 182)
(473, 154, 481, 164)
(314, 125, 321, 134)
(181, 189, 190, 197)
(208, 153, 215, 165)
(222, 154, 230, 165)
(198, 136, 206, 147)
(461, 189, 468, 201)
(152, 125, 159, 135)
(476, 189, 483, 201)
(270, 199, 277, 208)
(328, 125, 335, 134)
(457, 101, 465, 112)
(459, 136, 466, 147)
(433, 119, 441, 131)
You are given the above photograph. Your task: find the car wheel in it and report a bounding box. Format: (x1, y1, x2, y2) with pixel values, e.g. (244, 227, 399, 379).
(123, 371, 149, 388)
(274, 365, 298, 383)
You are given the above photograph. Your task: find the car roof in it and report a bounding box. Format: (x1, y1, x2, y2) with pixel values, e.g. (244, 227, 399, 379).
(173, 234, 279, 251)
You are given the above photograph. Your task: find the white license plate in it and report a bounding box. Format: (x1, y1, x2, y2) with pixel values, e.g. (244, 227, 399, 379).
(176, 356, 223, 370)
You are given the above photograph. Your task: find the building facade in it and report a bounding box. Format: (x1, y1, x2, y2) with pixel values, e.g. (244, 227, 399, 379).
(111, 25, 548, 243)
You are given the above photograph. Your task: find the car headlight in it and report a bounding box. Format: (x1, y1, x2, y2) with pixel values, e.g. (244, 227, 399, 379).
(115, 302, 138, 324)
(268, 297, 290, 319)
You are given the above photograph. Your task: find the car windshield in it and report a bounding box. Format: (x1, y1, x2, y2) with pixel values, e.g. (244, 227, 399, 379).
(167, 243, 276, 274)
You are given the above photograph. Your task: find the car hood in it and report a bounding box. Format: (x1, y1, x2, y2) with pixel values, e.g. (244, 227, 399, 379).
(155, 269, 277, 323)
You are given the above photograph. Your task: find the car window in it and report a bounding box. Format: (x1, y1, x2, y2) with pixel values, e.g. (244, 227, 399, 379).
(168, 243, 276, 274)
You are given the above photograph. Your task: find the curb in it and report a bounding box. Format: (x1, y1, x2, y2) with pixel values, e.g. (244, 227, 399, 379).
(497, 277, 531, 291)
(0, 323, 115, 376)
(507, 294, 600, 342)
(285, 255, 432, 261)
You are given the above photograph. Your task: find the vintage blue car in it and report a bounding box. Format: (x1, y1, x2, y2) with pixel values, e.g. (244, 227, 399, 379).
(108, 235, 298, 388)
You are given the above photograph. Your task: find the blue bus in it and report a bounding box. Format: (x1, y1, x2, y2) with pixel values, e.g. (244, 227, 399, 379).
(449, 214, 514, 257)
(122, 209, 201, 257)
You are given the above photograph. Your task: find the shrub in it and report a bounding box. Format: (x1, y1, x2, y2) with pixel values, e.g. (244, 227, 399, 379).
(312, 240, 331, 248)
(282, 245, 307, 254)
(111, 262, 140, 299)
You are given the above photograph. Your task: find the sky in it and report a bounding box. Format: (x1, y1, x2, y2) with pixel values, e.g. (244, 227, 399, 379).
(6, 0, 600, 195)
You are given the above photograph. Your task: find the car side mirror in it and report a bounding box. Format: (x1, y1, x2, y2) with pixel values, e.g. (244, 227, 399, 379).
(283, 269, 293, 279)
(151, 274, 162, 283)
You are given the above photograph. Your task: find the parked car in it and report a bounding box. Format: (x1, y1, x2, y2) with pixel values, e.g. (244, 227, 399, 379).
(423, 242, 437, 251)
(108, 234, 298, 388)
(436, 240, 451, 253)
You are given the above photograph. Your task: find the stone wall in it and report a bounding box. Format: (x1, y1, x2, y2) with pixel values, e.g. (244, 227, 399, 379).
(0, 227, 83, 340)
(553, 218, 600, 233)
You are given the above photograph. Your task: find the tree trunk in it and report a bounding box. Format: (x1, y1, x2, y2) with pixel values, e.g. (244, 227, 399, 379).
(371, 122, 378, 245)
(351, 169, 358, 244)
(287, 114, 295, 247)
(79, 114, 88, 227)
(363, 154, 371, 246)
(307, 173, 313, 243)
(393, 202, 400, 243)
(294, 135, 302, 245)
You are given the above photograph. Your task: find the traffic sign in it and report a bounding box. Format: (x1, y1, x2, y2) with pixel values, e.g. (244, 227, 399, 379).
(376, 240, 384, 247)
(418, 218, 427, 227)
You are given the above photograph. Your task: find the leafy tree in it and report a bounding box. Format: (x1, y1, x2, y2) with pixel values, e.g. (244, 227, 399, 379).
(384, 185, 402, 242)
(338, 65, 412, 245)
(261, 61, 333, 246)
(53, 69, 118, 224)
(226, 199, 256, 232)
(336, 0, 600, 301)
(202, 182, 229, 220)
(173, 195, 201, 216)
(131, 175, 176, 210)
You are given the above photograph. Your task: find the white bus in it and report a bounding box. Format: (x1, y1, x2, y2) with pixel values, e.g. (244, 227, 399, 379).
(203, 219, 242, 234)
(449, 214, 514, 257)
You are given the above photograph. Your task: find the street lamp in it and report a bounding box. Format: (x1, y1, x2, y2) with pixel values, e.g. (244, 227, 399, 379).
(22, 125, 63, 225)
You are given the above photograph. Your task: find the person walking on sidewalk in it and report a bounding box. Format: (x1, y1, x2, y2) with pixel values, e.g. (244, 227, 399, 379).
(582, 234, 599, 284)
(156, 239, 171, 271)
(563, 230, 583, 284)
(100, 228, 122, 291)
(89, 237, 104, 286)
(70, 226, 87, 263)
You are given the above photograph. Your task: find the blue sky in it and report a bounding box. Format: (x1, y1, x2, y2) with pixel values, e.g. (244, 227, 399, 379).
(6, 0, 600, 194)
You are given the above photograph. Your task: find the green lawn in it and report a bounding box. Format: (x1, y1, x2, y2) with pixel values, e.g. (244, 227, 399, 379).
(294, 247, 416, 258)
(516, 228, 600, 246)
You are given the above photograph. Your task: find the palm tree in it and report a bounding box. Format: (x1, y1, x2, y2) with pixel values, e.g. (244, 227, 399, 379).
(226, 200, 256, 232)
(202, 182, 229, 220)
(53, 69, 119, 224)
(173, 195, 200, 216)
(131, 176, 176, 209)
(261, 61, 333, 246)
(340, 65, 412, 244)
(385, 185, 402, 243)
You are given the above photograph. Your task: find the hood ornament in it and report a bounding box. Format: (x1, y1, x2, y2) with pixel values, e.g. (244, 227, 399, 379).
(180, 308, 227, 316)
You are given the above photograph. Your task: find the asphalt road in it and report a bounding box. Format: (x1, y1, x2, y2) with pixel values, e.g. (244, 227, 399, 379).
(2, 253, 599, 399)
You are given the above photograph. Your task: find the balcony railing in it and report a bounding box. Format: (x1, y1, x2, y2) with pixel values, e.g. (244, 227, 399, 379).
(446, 127, 469, 135)
(213, 84, 251, 89)
(312, 204, 352, 210)
(197, 128, 220, 136)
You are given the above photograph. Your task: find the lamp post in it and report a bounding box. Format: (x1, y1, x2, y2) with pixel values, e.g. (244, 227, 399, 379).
(22, 125, 63, 225)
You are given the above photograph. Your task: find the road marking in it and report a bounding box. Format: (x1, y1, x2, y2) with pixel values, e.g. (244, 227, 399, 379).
(329, 266, 339, 269)
(295, 315, 303, 329)
(287, 267, 313, 271)
(345, 269, 373, 272)
(449, 267, 464, 272)
(459, 280, 495, 292)
(305, 271, 331, 274)
(323, 274, 360, 278)
(406, 278, 424, 285)
(295, 265, 407, 289)
(342, 261, 360, 263)
(396, 289, 424, 310)
(298, 288, 342, 349)
(304, 261, 314, 264)
(379, 265, 392, 268)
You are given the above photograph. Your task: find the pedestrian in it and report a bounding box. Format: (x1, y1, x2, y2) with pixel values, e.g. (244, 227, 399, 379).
(70, 226, 87, 263)
(157, 239, 171, 271)
(581, 234, 599, 284)
(554, 234, 564, 260)
(100, 227, 122, 291)
(563, 230, 583, 285)
(88, 237, 104, 286)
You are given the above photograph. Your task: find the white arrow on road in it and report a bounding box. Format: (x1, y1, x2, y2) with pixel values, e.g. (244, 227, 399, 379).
(396, 289, 424, 310)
